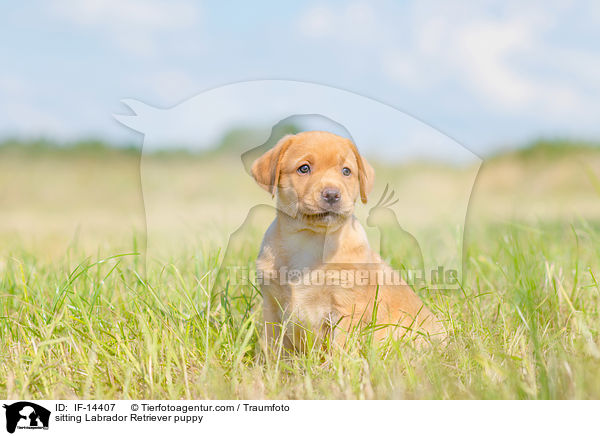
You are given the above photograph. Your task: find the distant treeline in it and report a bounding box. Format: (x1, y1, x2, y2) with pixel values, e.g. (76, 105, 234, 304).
(0, 137, 141, 156)
(488, 138, 600, 161)
(0, 123, 301, 158)
(1, 133, 599, 160)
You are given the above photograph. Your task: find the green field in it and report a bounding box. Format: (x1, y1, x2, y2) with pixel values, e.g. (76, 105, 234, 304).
(1, 141, 600, 399)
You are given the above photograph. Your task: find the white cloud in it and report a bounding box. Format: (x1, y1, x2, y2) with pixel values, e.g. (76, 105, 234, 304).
(0, 74, 71, 137)
(143, 70, 200, 103)
(296, 1, 600, 124)
(381, 51, 422, 86)
(297, 1, 378, 44)
(49, 0, 201, 57)
(452, 17, 538, 107)
(415, 5, 598, 120)
(297, 5, 334, 38)
(408, 4, 574, 112)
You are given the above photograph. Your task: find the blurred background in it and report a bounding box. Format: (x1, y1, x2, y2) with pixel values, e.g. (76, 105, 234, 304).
(1, 0, 600, 261)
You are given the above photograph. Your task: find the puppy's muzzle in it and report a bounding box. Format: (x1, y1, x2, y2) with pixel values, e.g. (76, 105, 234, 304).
(321, 187, 341, 205)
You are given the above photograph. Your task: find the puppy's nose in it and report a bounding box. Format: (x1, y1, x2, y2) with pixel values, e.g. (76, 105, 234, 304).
(322, 187, 341, 204)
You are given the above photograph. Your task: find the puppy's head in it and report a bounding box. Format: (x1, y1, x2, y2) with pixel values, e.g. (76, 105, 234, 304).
(251, 131, 374, 230)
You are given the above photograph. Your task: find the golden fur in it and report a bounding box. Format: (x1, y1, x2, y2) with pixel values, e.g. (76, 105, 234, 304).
(251, 131, 445, 351)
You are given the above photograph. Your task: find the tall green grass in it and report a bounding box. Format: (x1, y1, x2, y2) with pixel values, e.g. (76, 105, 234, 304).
(1, 220, 599, 399)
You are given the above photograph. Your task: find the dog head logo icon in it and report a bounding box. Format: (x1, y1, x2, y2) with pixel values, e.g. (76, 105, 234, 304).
(3, 402, 50, 434)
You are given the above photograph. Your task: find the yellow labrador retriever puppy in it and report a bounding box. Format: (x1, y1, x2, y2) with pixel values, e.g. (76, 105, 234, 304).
(251, 131, 445, 351)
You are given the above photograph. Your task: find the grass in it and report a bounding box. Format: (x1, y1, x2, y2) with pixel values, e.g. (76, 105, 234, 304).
(1, 142, 600, 399)
(1, 220, 599, 399)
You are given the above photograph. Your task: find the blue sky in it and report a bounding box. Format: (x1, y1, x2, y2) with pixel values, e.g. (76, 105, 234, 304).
(1, 0, 599, 156)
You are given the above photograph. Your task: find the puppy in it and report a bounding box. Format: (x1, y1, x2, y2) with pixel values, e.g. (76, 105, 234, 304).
(251, 131, 445, 351)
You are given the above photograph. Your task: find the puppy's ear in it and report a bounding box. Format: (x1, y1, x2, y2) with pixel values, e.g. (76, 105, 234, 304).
(251, 134, 295, 196)
(349, 142, 375, 204)
(358, 155, 375, 204)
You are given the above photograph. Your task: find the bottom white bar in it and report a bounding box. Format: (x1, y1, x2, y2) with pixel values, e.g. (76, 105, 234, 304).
(1, 400, 596, 435)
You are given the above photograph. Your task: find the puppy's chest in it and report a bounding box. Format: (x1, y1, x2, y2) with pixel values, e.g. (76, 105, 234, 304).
(258, 233, 333, 310)
(284, 246, 324, 273)
(270, 237, 325, 289)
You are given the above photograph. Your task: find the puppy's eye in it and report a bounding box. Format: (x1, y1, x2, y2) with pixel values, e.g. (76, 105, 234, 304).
(297, 164, 311, 174)
(342, 167, 351, 176)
